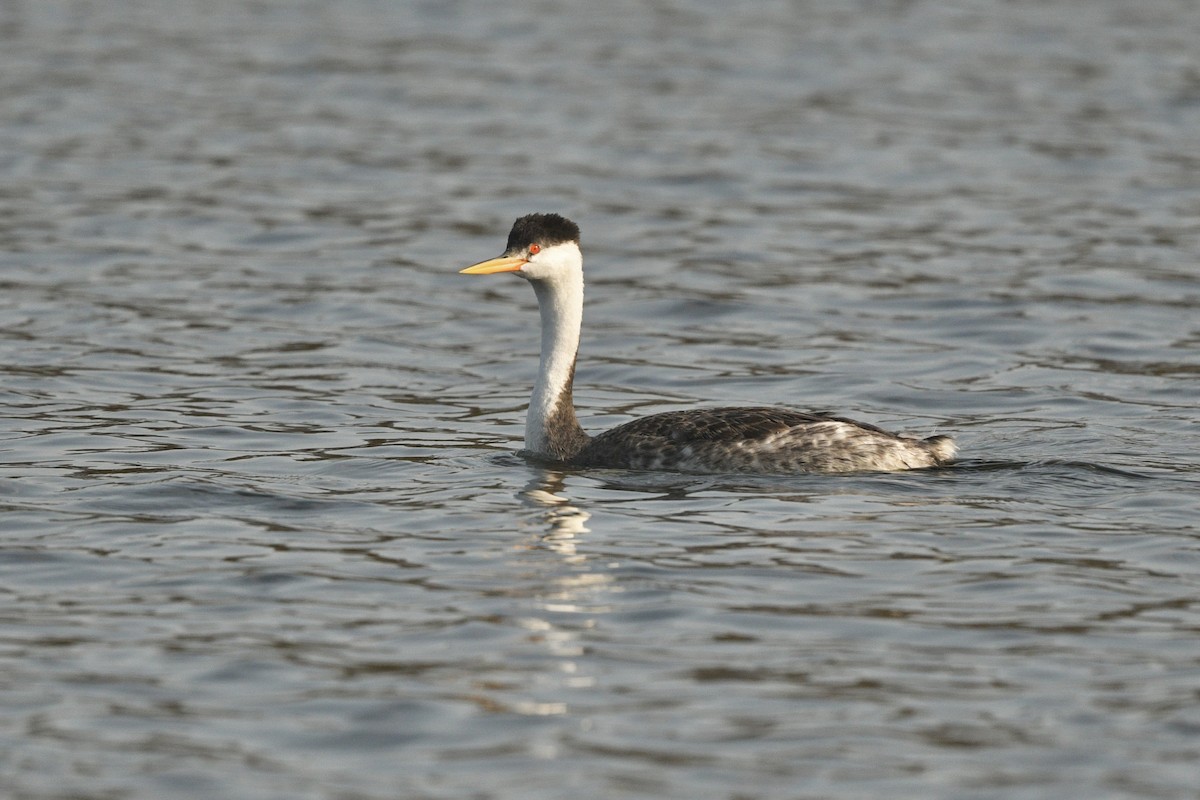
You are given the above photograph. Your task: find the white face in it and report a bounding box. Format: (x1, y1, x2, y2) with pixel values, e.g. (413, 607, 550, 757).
(514, 241, 582, 282)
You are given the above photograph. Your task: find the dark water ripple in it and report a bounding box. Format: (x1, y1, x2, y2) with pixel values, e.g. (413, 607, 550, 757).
(3, 1, 1200, 799)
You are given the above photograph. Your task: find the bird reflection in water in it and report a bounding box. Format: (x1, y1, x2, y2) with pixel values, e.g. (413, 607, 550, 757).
(520, 470, 592, 562)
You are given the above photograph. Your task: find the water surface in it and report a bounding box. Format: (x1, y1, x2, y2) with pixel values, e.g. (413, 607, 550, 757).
(2, 1, 1199, 798)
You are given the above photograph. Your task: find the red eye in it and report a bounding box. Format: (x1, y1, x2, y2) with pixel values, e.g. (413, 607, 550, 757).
(528, 244, 541, 255)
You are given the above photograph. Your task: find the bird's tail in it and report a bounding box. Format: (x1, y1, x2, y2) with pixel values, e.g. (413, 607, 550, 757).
(923, 435, 957, 464)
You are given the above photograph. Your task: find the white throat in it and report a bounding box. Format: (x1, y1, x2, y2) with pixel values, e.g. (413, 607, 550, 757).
(522, 244, 586, 457)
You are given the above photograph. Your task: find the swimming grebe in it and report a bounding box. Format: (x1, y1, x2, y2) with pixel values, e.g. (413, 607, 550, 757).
(460, 213, 955, 473)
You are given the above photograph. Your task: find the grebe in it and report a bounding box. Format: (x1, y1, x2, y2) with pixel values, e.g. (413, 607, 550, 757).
(460, 213, 956, 474)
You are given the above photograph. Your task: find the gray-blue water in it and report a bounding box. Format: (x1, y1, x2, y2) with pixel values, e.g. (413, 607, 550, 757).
(3, 2, 1199, 798)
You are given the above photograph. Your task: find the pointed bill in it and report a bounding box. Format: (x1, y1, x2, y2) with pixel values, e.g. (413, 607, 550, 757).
(460, 255, 527, 275)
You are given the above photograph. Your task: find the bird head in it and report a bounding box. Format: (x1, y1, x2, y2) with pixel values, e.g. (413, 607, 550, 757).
(460, 213, 582, 283)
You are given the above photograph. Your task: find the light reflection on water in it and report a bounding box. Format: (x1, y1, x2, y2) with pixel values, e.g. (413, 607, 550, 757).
(3, 0, 1200, 798)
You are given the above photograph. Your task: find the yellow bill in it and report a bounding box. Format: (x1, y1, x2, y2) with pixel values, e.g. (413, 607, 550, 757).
(460, 255, 527, 275)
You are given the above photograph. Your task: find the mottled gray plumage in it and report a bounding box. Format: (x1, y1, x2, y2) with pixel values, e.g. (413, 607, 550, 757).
(462, 213, 957, 475)
(552, 404, 954, 474)
(547, 402, 955, 472)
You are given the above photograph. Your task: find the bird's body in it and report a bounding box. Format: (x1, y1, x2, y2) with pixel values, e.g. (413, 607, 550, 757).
(577, 408, 955, 473)
(461, 214, 955, 474)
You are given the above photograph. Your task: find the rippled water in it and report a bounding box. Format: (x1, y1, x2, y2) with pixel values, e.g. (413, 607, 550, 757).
(3, 1, 1200, 798)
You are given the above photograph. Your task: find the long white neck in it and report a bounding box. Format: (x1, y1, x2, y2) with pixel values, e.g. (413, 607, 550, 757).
(524, 252, 589, 461)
